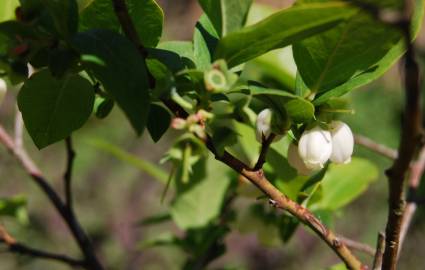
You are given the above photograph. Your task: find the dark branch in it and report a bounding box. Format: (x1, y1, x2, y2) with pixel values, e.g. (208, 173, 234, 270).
(397, 147, 425, 258)
(2, 241, 85, 267)
(0, 225, 84, 267)
(382, 2, 423, 269)
(372, 232, 386, 270)
(64, 137, 75, 209)
(253, 134, 276, 170)
(0, 126, 103, 270)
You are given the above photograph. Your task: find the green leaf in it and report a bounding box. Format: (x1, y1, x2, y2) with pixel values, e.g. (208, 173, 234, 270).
(312, 0, 425, 104)
(198, 0, 253, 37)
(128, 0, 163, 47)
(193, 14, 219, 70)
(247, 84, 314, 123)
(94, 97, 114, 119)
(0, 0, 19, 22)
(147, 104, 171, 142)
(18, 70, 94, 149)
(226, 122, 259, 167)
(293, 11, 401, 94)
(214, 2, 356, 67)
(314, 158, 378, 211)
(170, 158, 231, 229)
(284, 98, 315, 123)
(149, 41, 196, 72)
(79, 0, 163, 47)
(88, 138, 168, 183)
(79, 0, 119, 31)
(73, 29, 150, 134)
(42, 0, 79, 38)
(0, 195, 28, 224)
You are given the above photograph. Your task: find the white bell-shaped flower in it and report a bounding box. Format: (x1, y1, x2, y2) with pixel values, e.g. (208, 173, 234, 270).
(329, 121, 354, 164)
(287, 143, 312, 175)
(255, 109, 273, 143)
(298, 126, 332, 170)
(0, 78, 7, 105)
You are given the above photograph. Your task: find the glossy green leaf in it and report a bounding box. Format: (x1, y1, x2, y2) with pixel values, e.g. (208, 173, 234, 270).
(214, 2, 356, 67)
(198, 0, 253, 37)
(314, 158, 378, 211)
(127, 0, 163, 47)
(193, 14, 219, 70)
(73, 29, 150, 134)
(284, 98, 315, 123)
(147, 104, 171, 142)
(149, 41, 196, 72)
(18, 70, 94, 149)
(79, 0, 163, 47)
(293, 11, 401, 94)
(312, 0, 425, 104)
(170, 158, 231, 229)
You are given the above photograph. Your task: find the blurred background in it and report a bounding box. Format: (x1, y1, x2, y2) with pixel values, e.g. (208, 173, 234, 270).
(0, 0, 425, 269)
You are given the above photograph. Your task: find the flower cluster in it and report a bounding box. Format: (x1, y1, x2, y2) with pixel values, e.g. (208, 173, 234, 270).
(288, 121, 354, 175)
(171, 110, 213, 139)
(255, 109, 354, 175)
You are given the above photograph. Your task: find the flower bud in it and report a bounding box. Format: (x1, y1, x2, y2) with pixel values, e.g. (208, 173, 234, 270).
(255, 109, 273, 143)
(204, 69, 227, 92)
(329, 121, 354, 164)
(171, 118, 187, 129)
(298, 126, 332, 170)
(287, 143, 312, 175)
(0, 78, 7, 105)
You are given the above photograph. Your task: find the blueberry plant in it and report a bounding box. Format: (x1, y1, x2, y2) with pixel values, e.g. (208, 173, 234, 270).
(0, 0, 423, 269)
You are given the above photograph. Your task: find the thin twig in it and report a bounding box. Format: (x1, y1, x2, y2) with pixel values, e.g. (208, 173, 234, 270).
(381, 1, 423, 268)
(338, 236, 376, 257)
(64, 137, 76, 209)
(372, 232, 386, 270)
(0, 125, 103, 270)
(253, 133, 276, 170)
(111, 0, 365, 268)
(354, 134, 398, 160)
(0, 225, 84, 267)
(14, 110, 23, 150)
(397, 147, 425, 258)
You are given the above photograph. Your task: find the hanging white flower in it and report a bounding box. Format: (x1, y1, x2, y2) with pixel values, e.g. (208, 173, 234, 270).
(287, 143, 313, 175)
(329, 121, 354, 164)
(0, 78, 7, 105)
(298, 126, 332, 170)
(255, 108, 273, 143)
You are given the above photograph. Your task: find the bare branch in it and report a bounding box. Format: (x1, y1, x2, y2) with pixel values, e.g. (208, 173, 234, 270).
(14, 110, 23, 149)
(64, 137, 76, 208)
(372, 232, 386, 270)
(0, 225, 84, 267)
(339, 236, 376, 257)
(381, 2, 423, 268)
(354, 134, 398, 160)
(397, 147, 425, 258)
(0, 125, 103, 270)
(253, 134, 276, 170)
